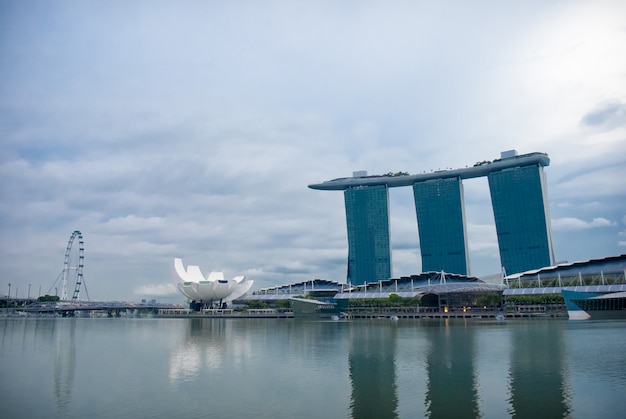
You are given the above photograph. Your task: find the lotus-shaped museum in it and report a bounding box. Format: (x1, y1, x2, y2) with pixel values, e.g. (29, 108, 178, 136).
(174, 258, 253, 305)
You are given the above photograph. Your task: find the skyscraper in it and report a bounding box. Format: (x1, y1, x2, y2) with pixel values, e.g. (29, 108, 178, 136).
(344, 184, 391, 285)
(488, 164, 555, 275)
(413, 177, 469, 275)
(310, 151, 553, 279)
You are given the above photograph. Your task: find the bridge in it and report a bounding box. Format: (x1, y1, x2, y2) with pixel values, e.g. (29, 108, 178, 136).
(2, 299, 184, 317)
(1, 230, 188, 318)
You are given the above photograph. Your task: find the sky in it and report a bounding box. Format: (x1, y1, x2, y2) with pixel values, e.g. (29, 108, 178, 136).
(1, 0, 625, 302)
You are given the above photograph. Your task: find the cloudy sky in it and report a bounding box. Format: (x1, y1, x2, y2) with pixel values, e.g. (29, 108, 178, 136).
(1, 0, 625, 302)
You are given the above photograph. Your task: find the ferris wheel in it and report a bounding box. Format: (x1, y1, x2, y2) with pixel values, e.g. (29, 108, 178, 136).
(55, 230, 89, 301)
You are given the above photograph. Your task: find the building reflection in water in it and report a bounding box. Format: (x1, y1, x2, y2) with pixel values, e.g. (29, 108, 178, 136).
(168, 319, 251, 384)
(349, 322, 398, 419)
(37, 319, 76, 416)
(165, 317, 574, 417)
(507, 321, 571, 418)
(347, 318, 574, 418)
(424, 320, 480, 419)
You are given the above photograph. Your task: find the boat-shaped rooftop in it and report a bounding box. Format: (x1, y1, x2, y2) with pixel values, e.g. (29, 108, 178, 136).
(309, 151, 549, 191)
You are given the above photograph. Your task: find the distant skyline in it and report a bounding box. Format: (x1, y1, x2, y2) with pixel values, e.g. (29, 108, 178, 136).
(1, 0, 625, 301)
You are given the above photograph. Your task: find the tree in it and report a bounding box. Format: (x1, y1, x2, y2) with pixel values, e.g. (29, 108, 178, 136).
(245, 300, 268, 309)
(476, 293, 501, 307)
(274, 300, 291, 309)
(37, 295, 60, 302)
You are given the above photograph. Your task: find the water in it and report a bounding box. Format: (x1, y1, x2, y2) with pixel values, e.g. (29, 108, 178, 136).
(1, 317, 625, 419)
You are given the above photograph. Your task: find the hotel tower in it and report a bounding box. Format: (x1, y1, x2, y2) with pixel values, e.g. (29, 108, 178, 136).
(309, 151, 555, 285)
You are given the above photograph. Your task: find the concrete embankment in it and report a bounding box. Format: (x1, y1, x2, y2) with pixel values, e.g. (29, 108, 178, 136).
(154, 308, 566, 319)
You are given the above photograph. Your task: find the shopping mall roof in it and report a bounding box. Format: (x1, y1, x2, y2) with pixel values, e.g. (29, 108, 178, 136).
(334, 282, 506, 300)
(504, 254, 626, 281)
(504, 284, 626, 295)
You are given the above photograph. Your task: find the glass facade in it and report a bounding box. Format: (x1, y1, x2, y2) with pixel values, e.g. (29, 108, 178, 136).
(344, 185, 391, 285)
(318, 152, 555, 281)
(413, 177, 469, 275)
(488, 165, 554, 275)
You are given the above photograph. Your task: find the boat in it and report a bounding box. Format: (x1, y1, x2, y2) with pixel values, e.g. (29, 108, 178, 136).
(288, 297, 343, 320)
(561, 290, 626, 320)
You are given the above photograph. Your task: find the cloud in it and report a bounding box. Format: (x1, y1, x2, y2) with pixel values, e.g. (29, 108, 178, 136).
(133, 283, 177, 297)
(1, 0, 626, 300)
(466, 223, 499, 254)
(619, 222, 626, 246)
(551, 217, 615, 231)
(104, 215, 167, 233)
(580, 100, 626, 131)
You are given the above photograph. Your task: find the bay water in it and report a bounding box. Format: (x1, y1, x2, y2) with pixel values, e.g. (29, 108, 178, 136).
(1, 317, 625, 418)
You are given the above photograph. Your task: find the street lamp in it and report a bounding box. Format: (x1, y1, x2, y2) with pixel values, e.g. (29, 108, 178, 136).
(28, 284, 31, 300)
(7, 283, 10, 300)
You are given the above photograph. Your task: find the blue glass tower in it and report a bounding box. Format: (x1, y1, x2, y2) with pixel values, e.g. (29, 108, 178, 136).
(344, 185, 391, 285)
(413, 177, 469, 274)
(310, 151, 553, 279)
(488, 164, 555, 275)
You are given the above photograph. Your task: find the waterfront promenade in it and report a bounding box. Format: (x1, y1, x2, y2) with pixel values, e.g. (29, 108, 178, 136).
(1, 298, 184, 317)
(2, 297, 567, 319)
(154, 307, 565, 319)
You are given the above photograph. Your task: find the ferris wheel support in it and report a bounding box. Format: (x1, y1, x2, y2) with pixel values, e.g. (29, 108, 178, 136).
(61, 230, 85, 301)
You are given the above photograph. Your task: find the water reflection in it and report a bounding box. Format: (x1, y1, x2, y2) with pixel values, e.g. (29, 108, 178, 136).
(1, 318, 624, 418)
(349, 321, 398, 419)
(52, 320, 76, 414)
(9, 319, 77, 416)
(425, 320, 479, 419)
(346, 319, 575, 418)
(169, 319, 252, 384)
(508, 321, 572, 418)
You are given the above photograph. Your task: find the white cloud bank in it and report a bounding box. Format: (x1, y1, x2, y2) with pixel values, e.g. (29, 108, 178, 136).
(551, 217, 615, 231)
(1, 1, 625, 300)
(133, 283, 177, 297)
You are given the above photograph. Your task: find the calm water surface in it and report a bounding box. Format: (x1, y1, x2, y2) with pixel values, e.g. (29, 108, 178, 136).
(1, 317, 625, 418)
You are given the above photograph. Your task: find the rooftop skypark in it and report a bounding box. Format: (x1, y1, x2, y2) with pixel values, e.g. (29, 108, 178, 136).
(309, 150, 554, 282)
(308, 151, 549, 190)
